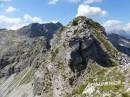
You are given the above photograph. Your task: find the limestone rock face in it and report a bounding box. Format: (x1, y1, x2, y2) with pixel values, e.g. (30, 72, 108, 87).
(0, 33, 48, 97)
(0, 16, 130, 97)
(0, 24, 56, 97)
(51, 16, 117, 68)
(46, 16, 130, 97)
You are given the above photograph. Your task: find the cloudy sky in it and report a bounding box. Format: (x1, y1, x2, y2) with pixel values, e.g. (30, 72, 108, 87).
(0, 0, 130, 32)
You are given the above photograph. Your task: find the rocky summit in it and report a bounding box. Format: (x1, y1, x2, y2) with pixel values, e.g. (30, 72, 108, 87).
(0, 16, 130, 97)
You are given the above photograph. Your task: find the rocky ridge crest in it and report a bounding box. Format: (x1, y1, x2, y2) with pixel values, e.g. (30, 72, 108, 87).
(0, 16, 130, 97)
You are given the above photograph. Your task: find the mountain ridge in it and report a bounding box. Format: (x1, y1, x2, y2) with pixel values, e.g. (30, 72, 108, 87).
(0, 16, 130, 97)
(108, 33, 130, 56)
(16, 22, 62, 39)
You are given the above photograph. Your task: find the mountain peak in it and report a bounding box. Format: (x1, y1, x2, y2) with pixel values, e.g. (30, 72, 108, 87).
(56, 22, 62, 27)
(52, 16, 119, 69)
(0, 16, 130, 97)
(16, 22, 62, 39)
(49, 17, 130, 96)
(70, 16, 107, 36)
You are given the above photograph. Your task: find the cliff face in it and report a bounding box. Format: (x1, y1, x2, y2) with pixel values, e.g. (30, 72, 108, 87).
(33, 16, 130, 97)
(0, 22, 60, 97)
(0, 16, 130, 97)
(0, 32, 48, 97)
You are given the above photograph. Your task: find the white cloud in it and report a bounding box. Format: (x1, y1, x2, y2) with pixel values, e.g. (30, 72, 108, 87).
(0, 14, 43, 30)
(0, 0, 11, 2)
(84, 0, 103, 4)
(126, 23, 130, 32)
(103, 20, 130, 33)
(103, 20, 123, 31)
(48, 0, 80, 4)
(0, 0, 11, 4)
(68, 0, 80, 3)
(5, 6, 16, 13)
(23, 14, 42, 23)
(76, 4, 107, 17)
(48, 0, 104, 4)
(48, 0, 59, 4)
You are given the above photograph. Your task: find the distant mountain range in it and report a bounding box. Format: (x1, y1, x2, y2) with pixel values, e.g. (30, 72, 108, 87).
(107, 29, 130, 39)
(108, 33, 130, 56)
(17, 22, 62, 40)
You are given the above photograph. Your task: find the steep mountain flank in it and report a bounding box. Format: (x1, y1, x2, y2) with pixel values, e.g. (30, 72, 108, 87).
(0, 16, 130, 97)
(0, 23, 59, 97)
(31, 16, 130, 97)
(0, 30, 48, 97)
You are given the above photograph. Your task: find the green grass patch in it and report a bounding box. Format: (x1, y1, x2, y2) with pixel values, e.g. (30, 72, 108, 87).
(92, 30, 118, 59)
(98, 84, 122, 92)
(121, 92, 130, 97)
(59, 26, 66, 32)
(19, 70, 33, 85)
(51, 48, 59, 62)
(72, 84, 86, 95)
(72, 18, 79, 26)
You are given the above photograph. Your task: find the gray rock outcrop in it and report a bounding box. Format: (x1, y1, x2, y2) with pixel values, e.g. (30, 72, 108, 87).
(0, 16, 130, 97)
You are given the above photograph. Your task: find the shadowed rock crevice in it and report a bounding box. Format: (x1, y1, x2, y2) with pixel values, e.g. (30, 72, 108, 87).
(68, 37, 114, 74)
(0, 57, 10, 69)
(0, 55, 15, 70)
